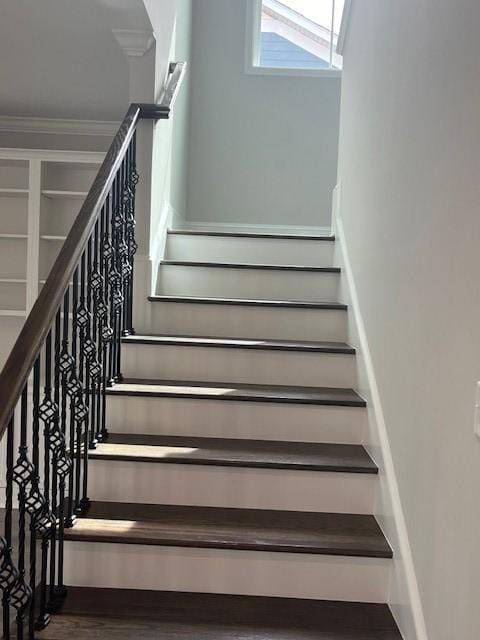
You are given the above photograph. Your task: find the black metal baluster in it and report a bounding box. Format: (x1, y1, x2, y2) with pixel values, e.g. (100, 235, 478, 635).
(127, 133, 139, 335)
(99, 198, 111, 441)
(74, 257, 88, 515)
(114, 160, 126, 381)
(48, 310, 61, 610)
(111, 169, 122, 383)
(54, 297, 71, 604)
(61, 287, 76, 530)
(81, 236, 97, 510)
(116, 165, 125, 382)
(36, 331, 56, 630)
(1, 416, 15, 640)
(14, 387, 33, 640)
(27, 358, 40, 639)
(121, 150, 130, 337)
(107, 180, 117, 387)
(90, 220, 102, 450)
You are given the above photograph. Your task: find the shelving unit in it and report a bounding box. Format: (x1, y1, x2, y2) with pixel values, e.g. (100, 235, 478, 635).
(0, 188, 29, 198)
(0, 148, 104, 367)
(41, 190, 88, 199)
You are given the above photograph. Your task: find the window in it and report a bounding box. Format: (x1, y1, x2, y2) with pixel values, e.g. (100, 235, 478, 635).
(246, 0, 345, 76)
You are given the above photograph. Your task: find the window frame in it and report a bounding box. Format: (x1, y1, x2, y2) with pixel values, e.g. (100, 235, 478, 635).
(245, 0, 343, 78)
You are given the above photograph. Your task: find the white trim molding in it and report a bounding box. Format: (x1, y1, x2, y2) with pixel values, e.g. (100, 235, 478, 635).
(0, 147, 105, 164)
(0, 115, 119, 137)
(336, 0, 353, 55)
(112, 29, 155, 58)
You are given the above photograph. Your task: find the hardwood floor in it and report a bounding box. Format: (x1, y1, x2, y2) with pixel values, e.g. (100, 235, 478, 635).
(64, 501, 392, 558)
(122, 333, 356, 354)
(89, 434, 378, 473)
(38, 588, 402, 639)
(107, 379, 366, 406)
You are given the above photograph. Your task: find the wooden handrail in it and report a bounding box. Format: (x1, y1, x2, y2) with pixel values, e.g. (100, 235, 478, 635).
(138, 61, 187, 120)
(0, 61, 187, 436)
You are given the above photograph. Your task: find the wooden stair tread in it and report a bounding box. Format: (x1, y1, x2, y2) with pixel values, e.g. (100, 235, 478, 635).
(106, 379, 366, 407)
(161, 260, 340, 272)
(90, 434, 377, 473)
(39, 588, 402, 639)
(65, 502, 392, 558)
(148, 295, 347, 310)
(168, 229, 336, 241)
(122, 333, 355, 354)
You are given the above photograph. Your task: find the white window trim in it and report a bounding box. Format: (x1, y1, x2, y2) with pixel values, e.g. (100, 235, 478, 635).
(336, 0, 353, 55)
(244, 0, 342, 78)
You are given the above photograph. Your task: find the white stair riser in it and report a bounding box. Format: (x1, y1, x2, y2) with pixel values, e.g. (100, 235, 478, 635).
(122, 344, 357, 388)
(64, 542, 390, 603)
(157, 265, 339, 302)
(166, 235, 335, 266)
(88, 460, 376, 513)
(148, 302, 348, 342)
(106, 396, 367, 444)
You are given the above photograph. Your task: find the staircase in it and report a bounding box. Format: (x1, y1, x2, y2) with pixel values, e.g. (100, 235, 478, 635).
(38, 227, 402, 639)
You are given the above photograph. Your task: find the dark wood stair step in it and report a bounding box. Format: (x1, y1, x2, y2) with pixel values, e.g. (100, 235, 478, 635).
(106, 379, 366, 407)
(40, 588, 402, 639)
(122, 333, 355, 354)
(90, 434, 377, 473)
(65, 502, 392, 558)
(148, 295, 347, 310)
(161, 260, 340, 272)
(168, 228, 336, 241)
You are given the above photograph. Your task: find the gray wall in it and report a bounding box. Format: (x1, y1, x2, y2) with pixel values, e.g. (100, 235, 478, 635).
(186, 0, 341, 228)
(0, 0, 131, 120)
(337, 1, 480, 638)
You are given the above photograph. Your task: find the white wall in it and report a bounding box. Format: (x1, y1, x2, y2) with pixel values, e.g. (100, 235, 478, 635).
(0, 0, 132, 120)
(126, 0, 192, 327)
(186, 0, 341, 229)
(143, 0, 192, 221)
(337, 2, 480, 638)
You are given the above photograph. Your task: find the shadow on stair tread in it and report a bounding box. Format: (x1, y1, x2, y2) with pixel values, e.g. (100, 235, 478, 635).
(122, 333, 356, 354)
(64, 502, 392, 558)
(106, 379, 366, 407)
(90, 434, 378, 473)
(38, 588, 402, 639)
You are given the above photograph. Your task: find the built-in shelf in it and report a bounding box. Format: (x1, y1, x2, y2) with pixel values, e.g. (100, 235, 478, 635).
(0, 150, 103, 362)
(0, 188, 29, 198)
(0, 309, 26, 317)
(40, 235, 67, 242)
(39, 280, 73, 285)
(41, 190, 88, 200)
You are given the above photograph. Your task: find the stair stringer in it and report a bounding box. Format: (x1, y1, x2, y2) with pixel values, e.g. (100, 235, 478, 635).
(333, 198, 428, 640)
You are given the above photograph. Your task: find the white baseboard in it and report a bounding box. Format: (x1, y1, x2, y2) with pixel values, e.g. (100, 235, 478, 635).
(333, 203, 428, 640)
(176, 220, 332, 236)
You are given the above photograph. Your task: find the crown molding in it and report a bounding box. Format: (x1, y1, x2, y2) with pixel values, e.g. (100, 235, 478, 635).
(113, 28, 155, 57)
(0, 115, 120, 137)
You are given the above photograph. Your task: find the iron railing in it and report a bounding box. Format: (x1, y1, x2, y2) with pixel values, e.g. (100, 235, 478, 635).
(0, 61, 186, 639)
